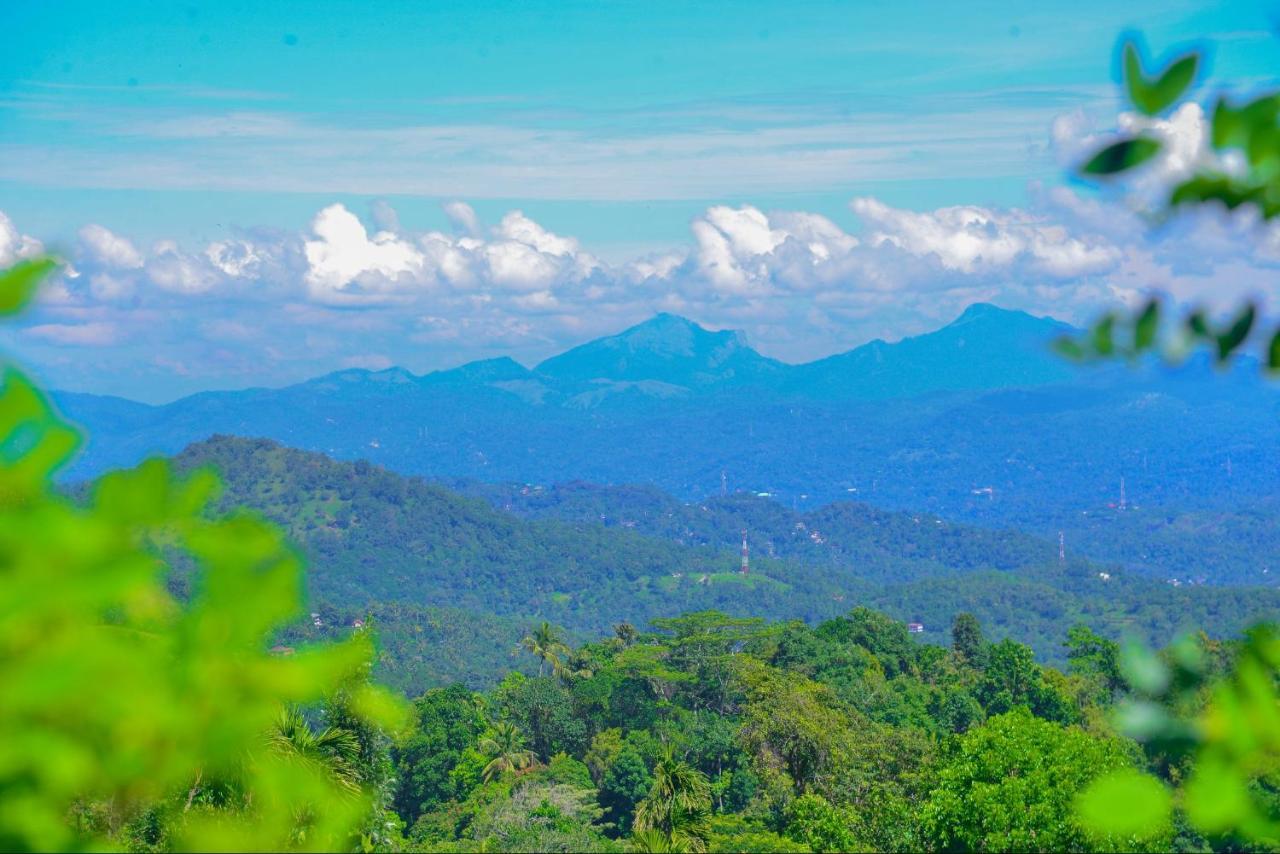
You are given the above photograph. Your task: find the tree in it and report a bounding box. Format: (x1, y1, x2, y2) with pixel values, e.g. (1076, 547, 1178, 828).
(393, 683, 487, 824)
(268, 707, 363, 793)
(479, 721, 536, 783)
(784, 793, 863, 852)
(600, 746, 653, 834)
(950, 612, 985, 667)
(633, 748, 713, 854)
(922, 709, 1161, 852)
(520, 621, 570, 678)
(495, 673, 589, 760)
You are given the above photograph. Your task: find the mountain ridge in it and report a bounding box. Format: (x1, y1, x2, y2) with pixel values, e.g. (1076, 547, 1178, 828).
(50, 302, 1280, 534)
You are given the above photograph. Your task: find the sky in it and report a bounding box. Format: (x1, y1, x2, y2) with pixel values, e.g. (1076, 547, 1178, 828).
(1, 0, 1279, 401)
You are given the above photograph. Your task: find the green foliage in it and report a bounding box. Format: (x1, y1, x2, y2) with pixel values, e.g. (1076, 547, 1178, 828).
(0, 258, 59, 315)
(783, 794, 864, 852)
(950, 611, 985, 666)
(1067, 33, 1280, 370)
(601, 746, 654, 833)
(922, 709, 1153, 852)
(1081, 136, 1162, 176)
(495, 674, 589, 761)
(1076, 769, 1173, 842)
(633, 749, 712, 853)
(706, 814, 809, 853)
(393, 684, 487, 824)
(1078, 627, 1280, 847)
(480, 721, 538, 783)
(0, 259, 409, 851)
(1122, 39, 1199, 117)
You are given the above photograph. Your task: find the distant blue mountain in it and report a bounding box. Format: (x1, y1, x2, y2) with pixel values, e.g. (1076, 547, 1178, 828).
(51, 304, 1280, 530)
(786, 303, 1079, 399)
(537, 312, 786, 389)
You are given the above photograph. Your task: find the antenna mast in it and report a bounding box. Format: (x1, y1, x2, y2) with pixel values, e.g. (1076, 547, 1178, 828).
(1119, 476, 1127, 511)
(740, 530, 749, 575)
(1058, 531, 1065, 565)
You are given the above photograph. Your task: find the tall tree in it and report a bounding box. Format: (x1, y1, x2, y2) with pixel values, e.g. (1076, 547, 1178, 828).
(951, 612, 985, 666)
(520, 621, 569, 677)
(633, 747, 712, 853)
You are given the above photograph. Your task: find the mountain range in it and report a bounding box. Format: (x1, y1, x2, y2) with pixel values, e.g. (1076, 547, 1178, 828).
(54, 304, 1280, 537)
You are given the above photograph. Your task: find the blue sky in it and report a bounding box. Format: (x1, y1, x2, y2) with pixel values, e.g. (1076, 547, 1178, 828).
(0, 0, 1278, 400)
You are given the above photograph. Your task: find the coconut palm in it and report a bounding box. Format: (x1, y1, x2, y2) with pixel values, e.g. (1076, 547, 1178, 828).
(519, 621, 569, 677)
(268, 707, 362, 792)
(632, 747, 712, 853)
(479, 721, 536, 783)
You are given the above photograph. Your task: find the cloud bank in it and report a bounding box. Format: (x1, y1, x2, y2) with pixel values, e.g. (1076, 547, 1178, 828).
(4, 109, 1280, 402)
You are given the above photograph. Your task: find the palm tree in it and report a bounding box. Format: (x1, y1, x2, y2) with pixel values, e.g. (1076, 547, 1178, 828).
(268, 707, 362, 792)
(632, 747, 712, 853)
(615, 622, 639, 647)
(479, 721, 535, 783)
(519, 621, 569, 677)
(629, 828, 693, 853)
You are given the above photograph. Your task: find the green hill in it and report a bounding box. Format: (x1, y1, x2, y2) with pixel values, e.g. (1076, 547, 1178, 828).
(164, 435, 1280, 693)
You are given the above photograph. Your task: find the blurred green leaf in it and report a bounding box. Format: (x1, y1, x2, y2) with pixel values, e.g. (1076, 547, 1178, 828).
(0, 257, 57, 316)
(1091, 314, 1117, 356)
(1268, 328, 1280, 371)
(1171, 174, 1263, 211)
(1186, 310, 1210, 338)
(1053, 336, 1087, 361)
(1076, 770, 1172, 839)
(1082, 137, 1161, 176)
(1114, 699, 1173, 742)
(1133, 299, 1159, 352)
(1184, 758, 1251, 834)
(1212, 94, 1280, 151)
(0, 255, 409, 852)
(1120, 641, 1169, 696)
(1215, 303, 1256, 361)
(1124, 41, 1199, 116)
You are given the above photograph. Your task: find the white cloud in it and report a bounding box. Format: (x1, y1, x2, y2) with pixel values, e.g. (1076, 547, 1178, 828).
(852, 197, 1119, 278)
(483, 240, 560, 290)
(443, 201, 480, 237)
(496, 211, 579, 257)
(9, 180, 1280, 392)
(0, 212, 44, 266)
(78, 224, 143, 269)
(25, 321, 118, 346)
(147, 241, 220, 294)
(303, 203, 428, 302)
(205, 239, 264, 278)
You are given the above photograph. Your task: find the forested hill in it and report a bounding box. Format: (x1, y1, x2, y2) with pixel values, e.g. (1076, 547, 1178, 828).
(166, 436, 1280, 693)
(453, 478, 1280, 587)
(56, 306, 1280, 533)
(451, 478, 1059, 580)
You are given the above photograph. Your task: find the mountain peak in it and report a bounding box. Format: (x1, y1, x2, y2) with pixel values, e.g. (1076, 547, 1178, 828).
(948, 302, 1062, 331)
(536, 314, 779, 386)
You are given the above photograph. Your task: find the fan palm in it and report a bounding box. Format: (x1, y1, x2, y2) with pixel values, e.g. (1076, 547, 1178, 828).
(632, 747, 712, 853)
(479, 721, 536, 783)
